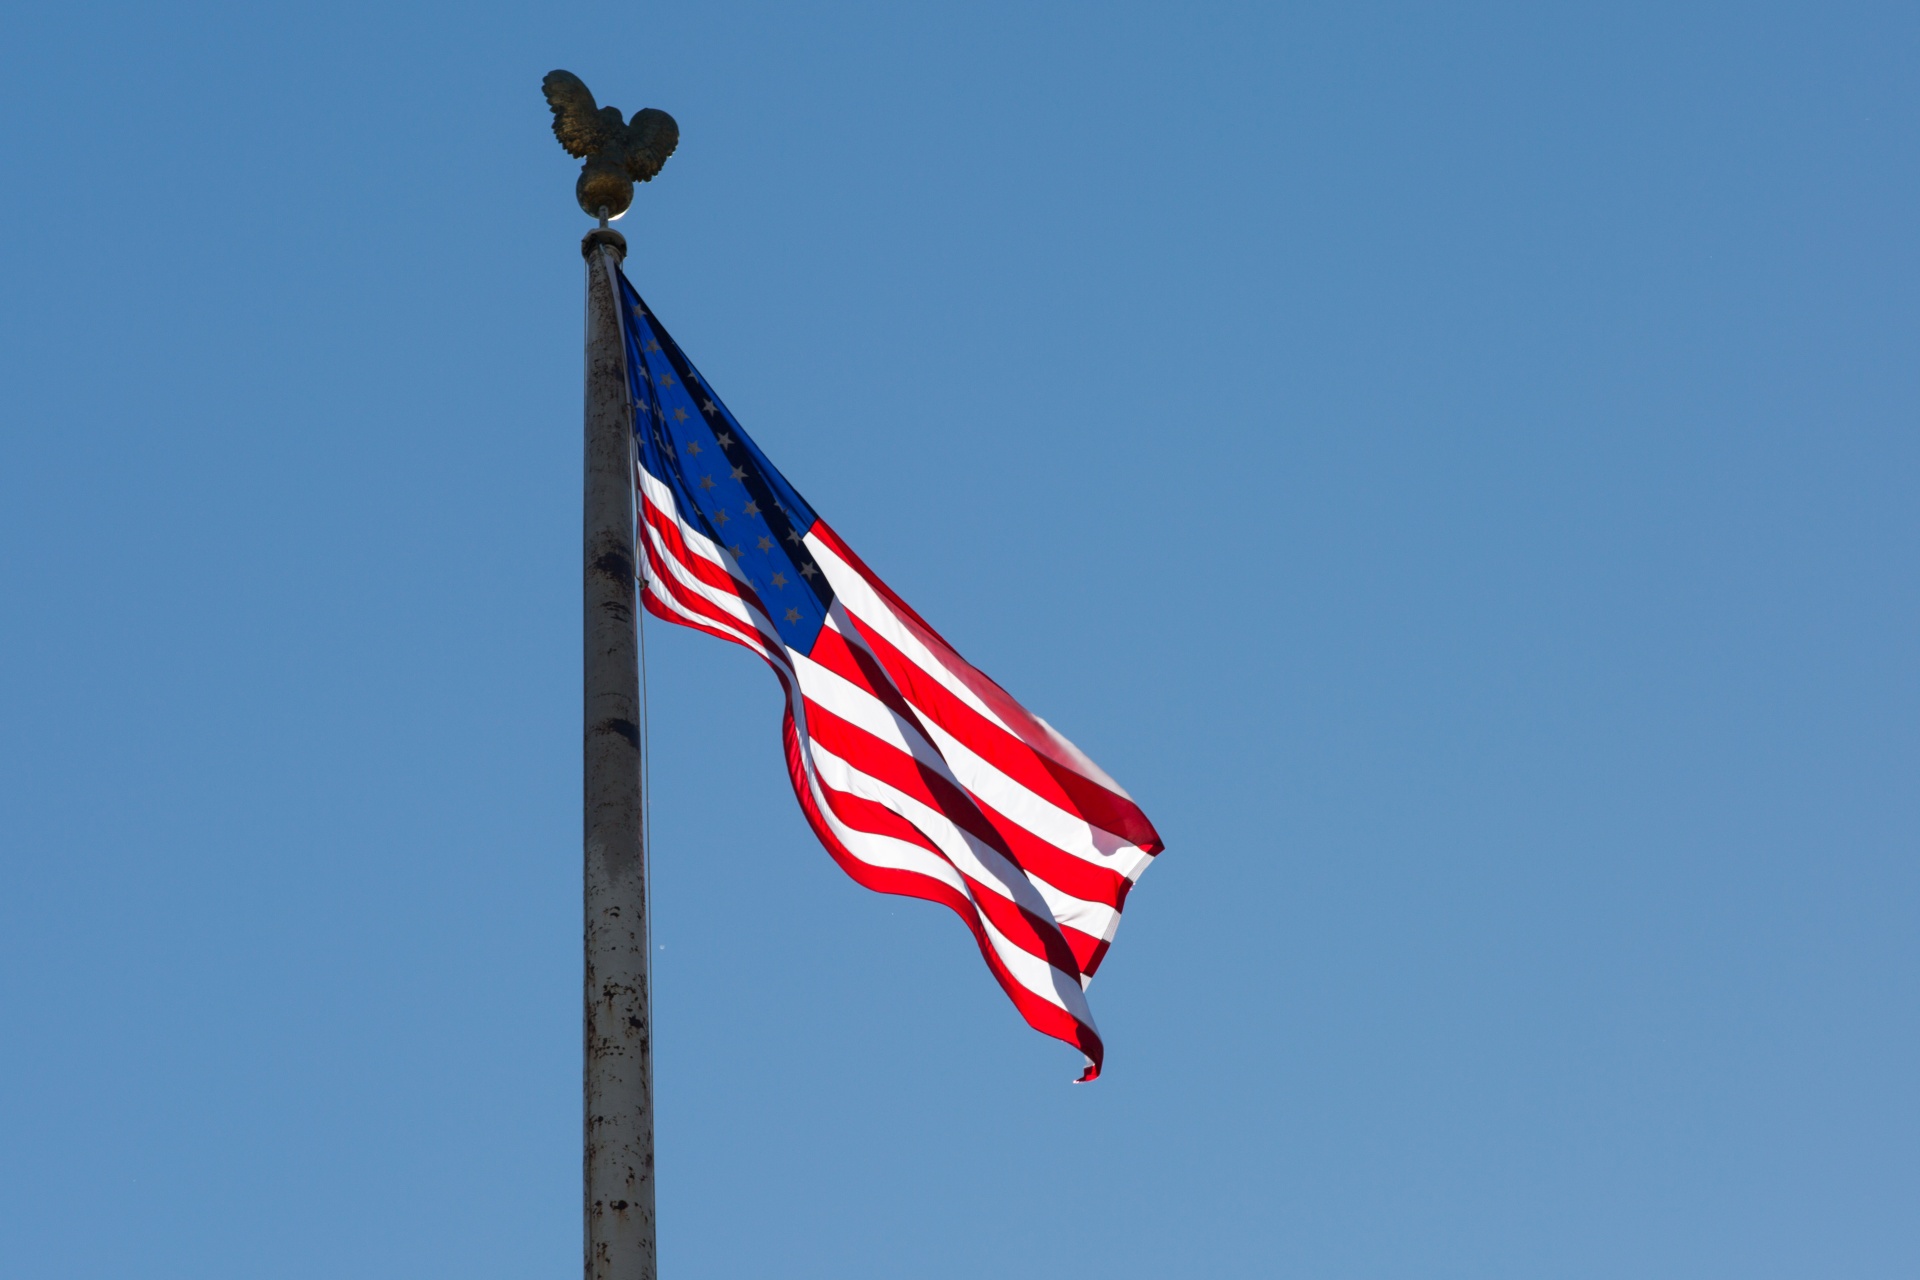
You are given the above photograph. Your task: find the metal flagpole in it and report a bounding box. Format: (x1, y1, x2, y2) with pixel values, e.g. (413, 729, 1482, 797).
(581, 222, 655, 1280)
(541, 70, 678, 1280)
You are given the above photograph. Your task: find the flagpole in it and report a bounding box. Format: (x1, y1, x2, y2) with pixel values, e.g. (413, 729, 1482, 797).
(581, 222, 656, 1280)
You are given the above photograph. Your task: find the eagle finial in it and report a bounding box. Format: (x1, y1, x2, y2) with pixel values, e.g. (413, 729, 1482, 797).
(542, 70, 679, 220)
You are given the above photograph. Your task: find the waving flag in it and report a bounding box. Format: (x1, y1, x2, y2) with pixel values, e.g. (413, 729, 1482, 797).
(609, 257, 1162, 1079)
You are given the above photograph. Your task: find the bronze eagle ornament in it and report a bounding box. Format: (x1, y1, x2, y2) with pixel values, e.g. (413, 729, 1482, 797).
(542, 70, 679, 219)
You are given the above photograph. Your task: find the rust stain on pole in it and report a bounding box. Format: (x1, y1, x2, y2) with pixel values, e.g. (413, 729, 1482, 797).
(548, 68, 675, 1280)
(582, 223, 655, 1280)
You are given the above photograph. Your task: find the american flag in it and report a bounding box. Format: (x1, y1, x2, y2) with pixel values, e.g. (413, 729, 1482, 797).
(609, 257, 1163, 1080)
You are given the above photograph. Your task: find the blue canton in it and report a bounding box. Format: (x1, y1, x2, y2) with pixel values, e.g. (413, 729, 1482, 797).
(617, 272, 832, 654)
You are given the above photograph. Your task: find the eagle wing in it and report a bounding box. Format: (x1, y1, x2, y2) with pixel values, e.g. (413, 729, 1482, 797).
(543, 70, 609, 158)
(624, 108, 680, 182)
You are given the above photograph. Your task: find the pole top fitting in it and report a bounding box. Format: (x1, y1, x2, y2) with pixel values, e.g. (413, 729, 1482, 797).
(582, 227, 628, 260)
(543, 70, 679, 220)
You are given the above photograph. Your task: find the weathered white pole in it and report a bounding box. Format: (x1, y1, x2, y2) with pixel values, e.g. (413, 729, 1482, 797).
(580, 225, 655, 1280)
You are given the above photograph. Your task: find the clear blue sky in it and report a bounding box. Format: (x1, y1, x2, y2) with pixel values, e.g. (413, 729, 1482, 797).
(2, 2, 1916, 1276)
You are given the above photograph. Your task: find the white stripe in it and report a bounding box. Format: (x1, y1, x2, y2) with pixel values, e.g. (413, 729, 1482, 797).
(793, 652, 1122, 944)
(809, 538, 1145, 857)
(912, 709, 1154, 884)
(640, 513, 764, 637)
(641, 534, 779, 663)
(820, 615, 1153, 883)
(976, 901, 1102, 1030)
(639, 486, 788, 658)
(638, 468, 721, 561)
(639, 485, 1108, 1053)
(639, 466, 782, 638)
(802, 739, 1095, 1027)
(797, 763, 970, 894)
(803, 734, 1100, 1027)
(642, 567, 779, 664)
(807, 531, 1134, 802)
(806, 535, 1021, 735)
(798, 737, 1093, 1031)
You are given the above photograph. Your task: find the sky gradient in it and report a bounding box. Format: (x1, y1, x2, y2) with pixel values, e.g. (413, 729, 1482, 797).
(2, 2, 1917, 1276)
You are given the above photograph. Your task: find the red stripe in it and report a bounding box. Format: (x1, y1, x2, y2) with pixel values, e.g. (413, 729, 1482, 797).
(636, 487, 1121, 1080)
(641, 585, 767, 658)
(810, 514, 1152, 855)
(805, 765, 1088, 982)
(800, 699, 1113, 979)
(640, 497, 737, 596)
(638, 515, 785, 658)
(806, 521, 955, 647)
(803, 713, 1112, 977)
(816, 555, 1162, 855)
(640, 496, 777, 626)
(641, 547, 767, 653)
(801, 700, 1008, 859)
(786, 707, 1105, 1078)
(965, 787, 1132, 913)
(808, 624, 923, 733)
(802, 639, 1132, 908)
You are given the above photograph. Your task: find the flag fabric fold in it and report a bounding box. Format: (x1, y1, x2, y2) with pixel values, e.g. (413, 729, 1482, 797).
(608, 256, 1162, 1080)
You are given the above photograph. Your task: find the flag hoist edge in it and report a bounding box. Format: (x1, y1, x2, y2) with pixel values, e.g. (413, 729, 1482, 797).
(607, 254, 1163, 1080)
